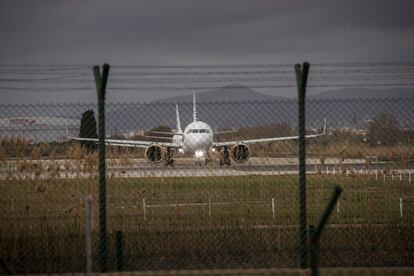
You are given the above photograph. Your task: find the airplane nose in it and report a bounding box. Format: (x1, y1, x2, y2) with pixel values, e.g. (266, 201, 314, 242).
(185, 134, 210, 149)
(196, 135, 210, 145)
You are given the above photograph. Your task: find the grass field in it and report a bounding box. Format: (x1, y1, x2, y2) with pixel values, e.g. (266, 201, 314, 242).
(0, 175, 413, 273)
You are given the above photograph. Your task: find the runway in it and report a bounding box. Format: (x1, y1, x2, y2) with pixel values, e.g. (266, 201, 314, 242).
(2, 157, 413, 179)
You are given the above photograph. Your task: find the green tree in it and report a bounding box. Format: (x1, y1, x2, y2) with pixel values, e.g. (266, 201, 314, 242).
(367, 113, 402, 146)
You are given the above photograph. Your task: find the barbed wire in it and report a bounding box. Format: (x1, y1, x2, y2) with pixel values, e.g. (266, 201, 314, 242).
(1, 83, 414, 92)
(1, 74, 414, 84)
(1, 61, 414, 68)
(3, 68, 414, 76)
(0, 62, 414, 92)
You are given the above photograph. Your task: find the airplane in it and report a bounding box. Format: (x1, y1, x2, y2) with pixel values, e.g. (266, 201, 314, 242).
(68, 93, 326, 167)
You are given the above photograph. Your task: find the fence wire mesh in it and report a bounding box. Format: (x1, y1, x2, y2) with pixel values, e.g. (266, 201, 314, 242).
(0, 71, 414, 274)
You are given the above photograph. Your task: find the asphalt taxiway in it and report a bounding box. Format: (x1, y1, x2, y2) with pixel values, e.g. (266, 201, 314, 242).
(2, 157, 413, 179)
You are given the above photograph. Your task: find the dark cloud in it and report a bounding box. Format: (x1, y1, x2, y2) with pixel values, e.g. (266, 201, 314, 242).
(1, 0, 413, 65)
(0, 1, 413, 103)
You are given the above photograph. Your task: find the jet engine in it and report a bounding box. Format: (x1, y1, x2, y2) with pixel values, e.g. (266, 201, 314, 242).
(231, 143, 250, 163)
(144, 144, 163, 163)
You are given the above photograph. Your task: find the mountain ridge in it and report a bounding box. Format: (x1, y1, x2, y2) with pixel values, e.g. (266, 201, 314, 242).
(152, 85, 414, 103)
(153, 84, 286, 103)
(309, 87, 414, 99)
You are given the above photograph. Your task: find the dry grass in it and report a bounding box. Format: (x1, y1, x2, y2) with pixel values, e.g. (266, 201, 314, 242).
(0, 138, 413, 273)
(0, 175, 413, 273)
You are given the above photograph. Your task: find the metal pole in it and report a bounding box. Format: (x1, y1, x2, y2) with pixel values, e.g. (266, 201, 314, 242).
(336, 199, 340, 217)
(143, 198, 146, 220)
(308, 225, 317, 276)
(0, 258, 11, 275)
(85, 195, 92, 276)
(208, 198, 211, 217)
(116, 231, 124, 271)
(309, 186, 342, 276)
(295, 62, 310, 268)
(94, 64, 110, 272)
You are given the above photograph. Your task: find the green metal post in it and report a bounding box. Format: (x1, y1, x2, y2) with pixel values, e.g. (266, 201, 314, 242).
(295, 62, 310, 268)
(0, 258, 11, 274)
(94, 64, 110, 272)
(308, 225, 317, 275)
(116, 231, 125, 271)
(309, 186, 342, 276)
(312, 186, 342, 239)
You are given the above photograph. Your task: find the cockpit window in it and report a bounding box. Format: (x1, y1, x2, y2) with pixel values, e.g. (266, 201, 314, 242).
(187, 128, 210, 134)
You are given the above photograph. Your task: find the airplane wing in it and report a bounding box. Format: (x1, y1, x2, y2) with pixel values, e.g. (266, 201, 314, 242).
(213, 119, 326, 147)
(67, 129, 179, 148)
(213, 130, 237, 134)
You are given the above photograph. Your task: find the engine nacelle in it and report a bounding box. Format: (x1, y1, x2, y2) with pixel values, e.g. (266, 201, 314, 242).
(231, 143, 250, 163)
(144, 144, 163, 163)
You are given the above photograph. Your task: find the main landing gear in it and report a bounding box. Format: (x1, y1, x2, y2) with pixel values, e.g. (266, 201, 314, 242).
(219, 147, 231, 166)
(163, 147, 175, 167)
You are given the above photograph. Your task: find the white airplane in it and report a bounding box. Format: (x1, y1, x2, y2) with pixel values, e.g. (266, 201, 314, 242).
(68, 93, 326, 166)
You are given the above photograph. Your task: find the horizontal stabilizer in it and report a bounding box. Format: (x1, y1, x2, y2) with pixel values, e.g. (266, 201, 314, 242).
(147, 131, 183, 136)
(144, 135, 173, 140)
(213, 130, 237, 134)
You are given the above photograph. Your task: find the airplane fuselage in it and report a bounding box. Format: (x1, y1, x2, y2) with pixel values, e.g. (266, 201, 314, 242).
(181, 121, 214, 156)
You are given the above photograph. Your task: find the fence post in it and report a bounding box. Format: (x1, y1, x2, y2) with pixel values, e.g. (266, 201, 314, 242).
(0, 258, 11, 275)
(272, 198, 275, 220)
(94, 64, 110, 272)
(208, 198, 211, 217)
(85, 195, 92, 276)
(143, 198, 146, 220)
(309, 187, 342, 276)
(116, 231, 124, 271)
(336, 199, 340, 217)
(308, 225, 317, 275)
(295, 62, 310, 268)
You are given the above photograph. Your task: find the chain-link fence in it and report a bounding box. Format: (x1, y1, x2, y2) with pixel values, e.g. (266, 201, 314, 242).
(1, 96, 413, 274)
(1, 62, 414, 274)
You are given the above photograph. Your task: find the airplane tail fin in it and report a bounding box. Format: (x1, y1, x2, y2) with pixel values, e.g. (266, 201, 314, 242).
(176, 104, 183, 134)
(193, 91, 197, 122)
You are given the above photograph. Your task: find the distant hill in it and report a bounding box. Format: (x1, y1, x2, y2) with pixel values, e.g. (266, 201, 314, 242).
(310, 88, 414, 99)
(153, 84, 286, 103)
(102, 86, 414, 131)
(153, 86, 414, 104)
(1, 85, 413, 134)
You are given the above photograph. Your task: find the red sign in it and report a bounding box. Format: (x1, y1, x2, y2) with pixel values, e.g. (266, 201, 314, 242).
(8, 118, 37, 126)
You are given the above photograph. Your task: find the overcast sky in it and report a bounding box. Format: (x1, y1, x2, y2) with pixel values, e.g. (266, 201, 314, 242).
(1, 0, 414, 103)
